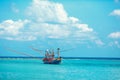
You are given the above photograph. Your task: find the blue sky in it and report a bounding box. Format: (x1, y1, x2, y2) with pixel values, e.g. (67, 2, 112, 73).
(0, 0, 120, 57)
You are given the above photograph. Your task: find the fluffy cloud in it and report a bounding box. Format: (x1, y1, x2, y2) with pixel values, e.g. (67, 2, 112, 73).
(110, 9, 120, 16)
(25, 0, 95, 39)
(108, 32, 120, 39)
(0, 19, 36, 41)
(95, 39, 104, 46)
(74, 24, 93, 32)
(114, 41, 120, 48)
(26, 0, 68, 23)
(0, 0, 103, 45)
(109, 41, 120, 48)
(0, 19, 29, 36)
(108, 32, 120, 48)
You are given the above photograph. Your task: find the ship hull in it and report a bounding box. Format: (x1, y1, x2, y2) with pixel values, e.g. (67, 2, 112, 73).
(43, 58, 61, 64)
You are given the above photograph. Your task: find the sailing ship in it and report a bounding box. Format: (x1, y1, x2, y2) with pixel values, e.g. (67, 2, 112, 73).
(6, 47, 62, 64)
(42, 48, 62, 64)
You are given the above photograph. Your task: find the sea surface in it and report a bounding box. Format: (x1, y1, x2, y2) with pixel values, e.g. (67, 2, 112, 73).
(0, 58, 120, 80)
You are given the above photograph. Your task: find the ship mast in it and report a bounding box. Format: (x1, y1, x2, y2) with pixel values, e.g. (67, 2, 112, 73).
(57, 48, 60, 57)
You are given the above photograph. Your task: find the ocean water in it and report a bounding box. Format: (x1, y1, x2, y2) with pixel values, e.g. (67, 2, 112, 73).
(0, 58, 120, 80)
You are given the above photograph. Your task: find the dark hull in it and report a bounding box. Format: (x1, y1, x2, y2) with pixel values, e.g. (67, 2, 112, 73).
(43, 59, 61, 64)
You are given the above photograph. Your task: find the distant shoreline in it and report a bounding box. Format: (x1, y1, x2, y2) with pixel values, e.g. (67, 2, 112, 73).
(0, 56, 120, 60)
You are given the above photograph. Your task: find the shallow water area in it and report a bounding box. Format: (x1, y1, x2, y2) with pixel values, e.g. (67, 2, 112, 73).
(0, 58, 120, 80)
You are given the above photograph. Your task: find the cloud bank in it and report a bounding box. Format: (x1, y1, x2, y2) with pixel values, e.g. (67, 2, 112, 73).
(110, 9, 120, 17)
(0, 0, 103, 45)
(108, 32, 120, 39)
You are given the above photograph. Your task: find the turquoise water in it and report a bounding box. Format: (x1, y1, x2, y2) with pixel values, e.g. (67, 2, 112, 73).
(0, 58, 120, 80)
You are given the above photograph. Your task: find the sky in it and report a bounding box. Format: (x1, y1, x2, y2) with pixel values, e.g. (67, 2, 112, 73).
(0, 0, 120, 58)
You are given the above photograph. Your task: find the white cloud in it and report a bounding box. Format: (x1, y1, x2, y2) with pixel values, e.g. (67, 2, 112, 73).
(108, 32, 120, 48)
(28, 22, 70, 39)
(74, 24, 93, 32)
(114, 41, 120, 48)
(94, 39, 104, 46)
(108, 32, 120, 39)
(5, 35, 36, 41)
(0, 0, 103, 46)
(69, 17, 79, 23)
(25, 0, 96, 40)
(110, 9, 120, 16)
(0, 19, 32, 41)
(108, 41, 120, 48)
(0, 19, 29, 36)
(26, 0, 68, 23)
